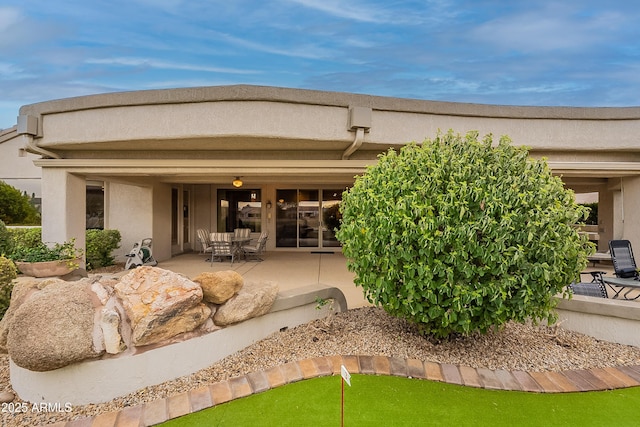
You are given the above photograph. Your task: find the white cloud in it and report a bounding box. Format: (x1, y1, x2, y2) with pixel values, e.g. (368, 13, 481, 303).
(471, 4, 629, 53)
(85, 57, 260, 75)
(0, 61, 24, 77)
(0, 6, 21, 31)
(215, 31, 337, 60)
(285, 0, 387, 23)
(282, 0, 440, 25)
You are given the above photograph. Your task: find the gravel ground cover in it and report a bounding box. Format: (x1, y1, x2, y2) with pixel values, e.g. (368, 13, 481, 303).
(3, 305, 640, 426)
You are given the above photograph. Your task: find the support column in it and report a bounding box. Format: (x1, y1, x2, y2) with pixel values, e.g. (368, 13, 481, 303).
(105, 182, 153, 261)
(41, 169, 86, 262)
(151, 182, 172, 262)
(621, 176, 640, 249)
(598, 185, 614, 252)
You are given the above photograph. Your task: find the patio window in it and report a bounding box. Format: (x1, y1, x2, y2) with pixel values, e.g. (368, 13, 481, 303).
(217, 189, 262, 233)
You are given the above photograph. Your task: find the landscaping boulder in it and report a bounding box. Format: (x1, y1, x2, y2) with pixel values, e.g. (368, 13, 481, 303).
(7, 280, 102, 371)
(100, 308, 124, 354)
(214, 281, 279, 326)
(133, 303, 212, 346)
(192, 270, 244, 304)
(0, 278, 41, 353)
(114, 266, 207, 346)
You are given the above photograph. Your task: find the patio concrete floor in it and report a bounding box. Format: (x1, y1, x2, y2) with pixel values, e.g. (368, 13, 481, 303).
(153, 252, 625, 306)
(155, 251, 370, 309)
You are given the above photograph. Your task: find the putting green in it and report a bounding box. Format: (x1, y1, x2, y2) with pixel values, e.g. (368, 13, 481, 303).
(161, 374, 640, 426)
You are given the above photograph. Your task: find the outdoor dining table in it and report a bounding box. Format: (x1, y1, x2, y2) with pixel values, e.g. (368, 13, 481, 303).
(602, 276, 640, 300)
(209, 233, 251, 259)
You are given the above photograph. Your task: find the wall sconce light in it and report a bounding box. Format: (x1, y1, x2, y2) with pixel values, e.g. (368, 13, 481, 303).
(266, 201, 272, 209)
(232, 177, 243, 188)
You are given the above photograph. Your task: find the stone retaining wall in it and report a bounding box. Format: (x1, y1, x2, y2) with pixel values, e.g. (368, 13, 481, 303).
(10, 284, 347, 405)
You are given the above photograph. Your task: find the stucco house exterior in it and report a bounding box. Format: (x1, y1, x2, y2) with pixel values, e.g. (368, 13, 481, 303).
(1, 85, 639, 262)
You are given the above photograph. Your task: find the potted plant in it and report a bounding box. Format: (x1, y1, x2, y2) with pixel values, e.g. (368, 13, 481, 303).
(12, 239, 84, 278)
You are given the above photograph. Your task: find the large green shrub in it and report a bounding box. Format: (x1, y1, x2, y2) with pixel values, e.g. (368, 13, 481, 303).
(336, 130, 594, 338)
(86, 229, 121, 270)
(0, 181, 40, 225)
(0, 255, 17, 319)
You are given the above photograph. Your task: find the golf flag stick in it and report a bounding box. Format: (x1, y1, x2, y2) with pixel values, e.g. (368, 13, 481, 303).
(341, 365, 351, 427)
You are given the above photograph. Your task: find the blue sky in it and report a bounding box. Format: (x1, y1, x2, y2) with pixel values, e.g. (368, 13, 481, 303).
(1, 0, 639, 129)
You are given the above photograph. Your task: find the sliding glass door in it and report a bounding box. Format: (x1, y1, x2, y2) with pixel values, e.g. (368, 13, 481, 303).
(275, 189, 343, 249)
(322, 190, 342, 247)
(217, 189, 262, 232)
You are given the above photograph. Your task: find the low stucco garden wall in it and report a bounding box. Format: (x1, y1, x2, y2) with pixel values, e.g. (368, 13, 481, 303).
(555, 295, 640, 348)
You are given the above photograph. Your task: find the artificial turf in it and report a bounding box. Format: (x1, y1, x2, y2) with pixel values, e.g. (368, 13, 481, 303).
(161, 374, 640, 426)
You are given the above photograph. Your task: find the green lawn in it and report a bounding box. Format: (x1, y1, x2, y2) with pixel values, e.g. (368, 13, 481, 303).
(161, 374, 640, 426)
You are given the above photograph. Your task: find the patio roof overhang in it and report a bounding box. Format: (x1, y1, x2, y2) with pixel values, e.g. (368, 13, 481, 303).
(33, 158, 372, 185)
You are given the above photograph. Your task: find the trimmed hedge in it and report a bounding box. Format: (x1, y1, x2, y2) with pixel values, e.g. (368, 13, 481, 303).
(337, 130, 594, 338)
(86, 229, 121, 269)
(6, 228, 121, 271)
(0, 256, 17, 319)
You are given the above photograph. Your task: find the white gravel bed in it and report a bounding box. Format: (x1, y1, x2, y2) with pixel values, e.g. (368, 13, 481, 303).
(3, 306, 640, 426)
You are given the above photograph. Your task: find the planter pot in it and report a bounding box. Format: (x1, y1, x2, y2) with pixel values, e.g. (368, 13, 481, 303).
(16, 259, 81, 278)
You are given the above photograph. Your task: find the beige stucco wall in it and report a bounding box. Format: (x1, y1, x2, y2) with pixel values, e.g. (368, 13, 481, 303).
(27, 98, 640, 166)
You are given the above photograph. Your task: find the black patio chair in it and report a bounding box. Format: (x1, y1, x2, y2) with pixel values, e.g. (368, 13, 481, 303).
(609, 240, 639, 279)
(568, 271, 608, 298)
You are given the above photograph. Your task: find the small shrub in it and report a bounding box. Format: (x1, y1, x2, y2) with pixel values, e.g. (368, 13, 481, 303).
(0, 256, 17, 319)
(0, 219, 13, 256)
(11, 239, 83, 263)
(337, 130, 594, 338)
(86, 229, 121, 270)
(8, 227, 42, 255)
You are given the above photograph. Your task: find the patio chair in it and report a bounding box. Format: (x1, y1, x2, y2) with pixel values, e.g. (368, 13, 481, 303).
(196, 228, 212, 256)
(234, 228, 251, 240)
(568, 271, 608, 298)
(210, 232, 238, 265)
(609, 240, 639, 279)
(243, 231, 268, 261)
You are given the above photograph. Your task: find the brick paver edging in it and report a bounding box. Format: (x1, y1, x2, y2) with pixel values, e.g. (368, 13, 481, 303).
(46, 356, 640, 427)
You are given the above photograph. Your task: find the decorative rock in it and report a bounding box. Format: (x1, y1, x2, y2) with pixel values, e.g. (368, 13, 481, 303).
(192, 271, 244, 304)
(60, 267, 89, 281)
(214, 281, 279, 326)
(7, 281, 103, 371)
(36, 277, 66, 290)
(114, 266, 206, 346)
(0, 391, 14, 403)
(100, 308, 124, 354)
(91, 281, 114, 305)
(133, 303, 212, 346)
